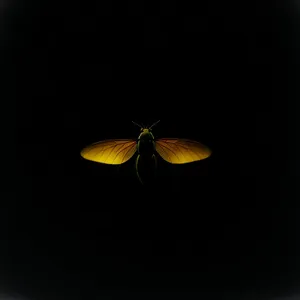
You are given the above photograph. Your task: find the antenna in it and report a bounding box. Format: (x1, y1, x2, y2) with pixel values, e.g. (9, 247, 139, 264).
(149, 120, 160, 129)
(132, 121, 143, 128)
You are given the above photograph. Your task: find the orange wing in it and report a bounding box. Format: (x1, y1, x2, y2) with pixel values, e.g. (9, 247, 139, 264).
(155, 138, 211, 164)
(80, 139, 137, 165)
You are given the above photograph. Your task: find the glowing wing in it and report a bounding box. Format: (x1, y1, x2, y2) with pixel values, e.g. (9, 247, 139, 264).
(80, 139, 137, 165)
(155, 138, 211, 164)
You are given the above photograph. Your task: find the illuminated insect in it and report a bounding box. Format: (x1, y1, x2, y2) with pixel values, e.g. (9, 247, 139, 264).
(80, 120, 212, 184)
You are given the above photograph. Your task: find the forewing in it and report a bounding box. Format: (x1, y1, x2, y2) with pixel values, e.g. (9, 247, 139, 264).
(80, 139, 137, 165)
(155, 138, 211, 164)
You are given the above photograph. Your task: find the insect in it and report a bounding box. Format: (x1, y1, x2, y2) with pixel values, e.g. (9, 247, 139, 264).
(80, 120, 212, 184)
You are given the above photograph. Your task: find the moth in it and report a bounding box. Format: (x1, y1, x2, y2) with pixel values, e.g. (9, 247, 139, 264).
(80, 121, 211, 184)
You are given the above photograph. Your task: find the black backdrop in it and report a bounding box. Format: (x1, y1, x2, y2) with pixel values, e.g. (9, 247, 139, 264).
(2, 0, 300, 299)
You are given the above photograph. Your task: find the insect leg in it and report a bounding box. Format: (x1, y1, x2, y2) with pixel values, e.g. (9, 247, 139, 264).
(152, 153, 157, 169)
(135, 154, 144, 185)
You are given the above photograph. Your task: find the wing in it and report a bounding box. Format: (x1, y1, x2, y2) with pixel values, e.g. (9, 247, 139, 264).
(80, 139, 137, 165)
(155, 138, 211, 164)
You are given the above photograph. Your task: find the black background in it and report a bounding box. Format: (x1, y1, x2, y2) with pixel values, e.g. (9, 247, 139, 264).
(2, 0, 300, 299)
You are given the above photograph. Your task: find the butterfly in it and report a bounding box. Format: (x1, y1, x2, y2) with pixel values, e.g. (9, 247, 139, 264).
(80, 120, 211, 184)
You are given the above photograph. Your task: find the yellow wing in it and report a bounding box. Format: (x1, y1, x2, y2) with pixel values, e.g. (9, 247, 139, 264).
(80, 139, 137, 165)
(155, 138, 211, 164)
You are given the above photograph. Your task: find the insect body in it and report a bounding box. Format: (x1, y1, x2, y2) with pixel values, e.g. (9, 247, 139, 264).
(80, 121, 211, 184)
(135, 128, 157, 184)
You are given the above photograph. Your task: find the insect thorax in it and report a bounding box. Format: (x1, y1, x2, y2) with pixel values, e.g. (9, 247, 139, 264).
(137, 131, 155, 155)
